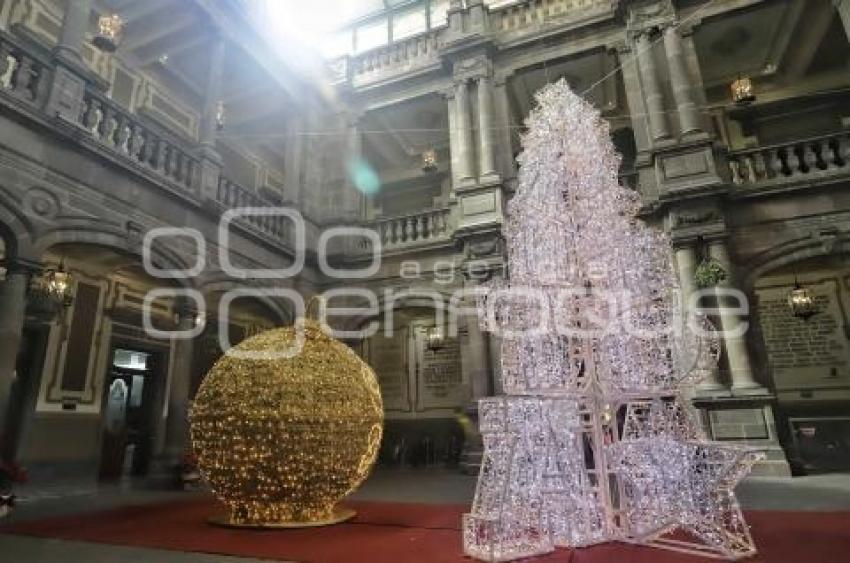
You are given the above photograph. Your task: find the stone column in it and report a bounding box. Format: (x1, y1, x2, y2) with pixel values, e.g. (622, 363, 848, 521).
(492, 75, 517, 184)
(617, 43, 652, 153)
(47, 0, 99, 122)
(663, 26, 701, 135)
(283, 116, 304, 204)
(445, 89, 461, 188)
(197, 35, 226, 201)
(200, 37, 226, 148)
(344, 113, 364, 220)
(708, 239, 764, 394)
(675, 244, 697, 316)
(635, 31, 670, 141)
(454, 79, 476, 185)
(676, 244, 724, 392)
(476, 75, 497, 181)
(448, 0, 465, 32)
(835, 0, 850, 41)
(163, 313, 197, 460)
(458, 279, 492, 474)
(0, 265, 30, 459)
(54, 0, 93, 62)
(464, 310, 492, 401)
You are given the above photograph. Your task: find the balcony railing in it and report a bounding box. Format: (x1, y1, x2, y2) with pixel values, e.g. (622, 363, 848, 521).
(0, 32, 51, 109)
(356, 207, 453, 253)
(728, 132, 850, 188)
(491, 0, 615, 33)
(0, 30, 294, 251)
(328, 0, 616, 89)
(78, 88, 199, 192)
(217, 177, 292, 244)
(349, 30, 440, 87)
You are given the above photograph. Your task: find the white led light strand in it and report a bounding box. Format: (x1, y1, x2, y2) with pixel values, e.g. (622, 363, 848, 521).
(463, 80, 762, 562)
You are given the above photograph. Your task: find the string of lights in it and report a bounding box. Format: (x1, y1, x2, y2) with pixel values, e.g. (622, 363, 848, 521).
(462, 79, 762, 562)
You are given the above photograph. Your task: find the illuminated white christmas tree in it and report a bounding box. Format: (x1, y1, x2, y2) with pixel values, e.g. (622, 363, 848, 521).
(463, 80, 762, 561)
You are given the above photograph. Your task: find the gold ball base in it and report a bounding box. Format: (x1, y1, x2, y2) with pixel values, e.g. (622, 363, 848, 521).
(208, 506, 357, 529)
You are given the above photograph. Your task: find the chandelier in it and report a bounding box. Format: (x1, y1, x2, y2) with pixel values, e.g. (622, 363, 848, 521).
(93, 14, 124, 52)
(788, 281, 817, 320)
(30, 260, 74, 312)
(421, 148, 438, 173)
(425, 325, 445, 352)
(731, 75, 756, 105)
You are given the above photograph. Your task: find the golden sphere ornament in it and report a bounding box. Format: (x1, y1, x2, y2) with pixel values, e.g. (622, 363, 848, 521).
(190, 318, 383, 527)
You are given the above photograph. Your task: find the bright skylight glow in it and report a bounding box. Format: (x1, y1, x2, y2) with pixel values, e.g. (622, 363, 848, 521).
(263, 0, 384, 49)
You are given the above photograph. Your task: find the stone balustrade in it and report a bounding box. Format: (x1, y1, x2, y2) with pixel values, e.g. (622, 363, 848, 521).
(350, 31, 440, 87)
(358, 207, 453, 253)
(0, 32, 51, 109)
(328, 0, 616, 89)
(491, 0, 614, 33)
(79, 88, 199, 192)
(2, 31, 294, 250)
(217, 177, 292, 243)
(728, 132, 850, 188)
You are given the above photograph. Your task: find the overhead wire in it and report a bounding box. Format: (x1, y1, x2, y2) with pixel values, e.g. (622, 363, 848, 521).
(217, 0, 846, 141)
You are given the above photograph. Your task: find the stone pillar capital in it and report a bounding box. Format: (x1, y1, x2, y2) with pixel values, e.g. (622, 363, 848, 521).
(53, 0, 93, 63)
(670, 236, 699, 250)
(452, 54, 492, 83)
(610, 39, 631, 54)
(492, 71, 513, 87)
(440, 86, 457, 100)
(626, 0, 675, 36)
(675, 21, 697, 37)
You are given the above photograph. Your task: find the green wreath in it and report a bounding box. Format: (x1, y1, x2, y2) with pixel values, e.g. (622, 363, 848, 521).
(694, 259, 727, 289)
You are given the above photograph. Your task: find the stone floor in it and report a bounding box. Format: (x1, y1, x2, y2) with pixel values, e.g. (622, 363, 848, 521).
(1, 468, 849, 562)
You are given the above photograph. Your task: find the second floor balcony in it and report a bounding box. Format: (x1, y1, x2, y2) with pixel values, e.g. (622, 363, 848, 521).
(727, 131, 850, 192)
(327, 0, 618, 89)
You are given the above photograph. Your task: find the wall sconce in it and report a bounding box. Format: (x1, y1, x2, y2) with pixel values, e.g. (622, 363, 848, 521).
(731, 75, 756, 105)
(93, 14, 124, 53)
(787, 280, 817, 320)
(174, 308, 206, 330)
(426, 325, 445, 352)
(215, 101, 226, 131)
(29, 260, 75, 317)
(44, 260, 74, 306)
(421, 148, 438, 173)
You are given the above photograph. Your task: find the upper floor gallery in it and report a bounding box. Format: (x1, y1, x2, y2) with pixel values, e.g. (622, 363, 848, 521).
(0, 0, 847, 267)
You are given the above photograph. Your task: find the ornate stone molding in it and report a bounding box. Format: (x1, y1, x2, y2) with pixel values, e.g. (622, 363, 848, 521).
(452, 54, 492, 82)
(626, 0, 675, 37)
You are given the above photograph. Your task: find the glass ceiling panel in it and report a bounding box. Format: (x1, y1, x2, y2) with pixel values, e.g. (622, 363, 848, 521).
(259, 0, 382, 42)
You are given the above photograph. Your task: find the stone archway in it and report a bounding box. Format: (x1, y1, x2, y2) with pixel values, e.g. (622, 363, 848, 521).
(0, 194, 38, 263)
(16, 234, 198, 481)
(743, 240, 850, 474)
(32, 224, 196, 282)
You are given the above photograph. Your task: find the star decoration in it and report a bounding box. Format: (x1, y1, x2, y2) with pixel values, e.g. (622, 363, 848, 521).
(608, 437, 763, 558)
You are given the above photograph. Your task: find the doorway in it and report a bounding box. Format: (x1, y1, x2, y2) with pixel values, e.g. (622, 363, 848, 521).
(98, 347, 161, 481)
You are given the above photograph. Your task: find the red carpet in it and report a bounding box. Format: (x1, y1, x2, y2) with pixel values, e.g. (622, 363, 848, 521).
(2, 497, 849, 562)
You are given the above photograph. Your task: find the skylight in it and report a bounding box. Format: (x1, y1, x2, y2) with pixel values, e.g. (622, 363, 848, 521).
(259, 1, 522, 59)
